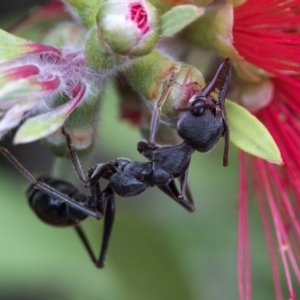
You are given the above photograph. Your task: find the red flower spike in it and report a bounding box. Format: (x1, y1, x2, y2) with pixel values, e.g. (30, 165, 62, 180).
(238, 152, 252, 300)
(233, 0, 300, 87)
(239, 77, 300, 299)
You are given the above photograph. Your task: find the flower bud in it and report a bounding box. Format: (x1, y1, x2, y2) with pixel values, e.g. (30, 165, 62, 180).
(125, 51, 205, 125)
(97, 0, 160, 56)
(230, 78, 274, 112)
(0, 63, 60, 137)
(41, 125, 97, 157)
(0, 28, 105, 153)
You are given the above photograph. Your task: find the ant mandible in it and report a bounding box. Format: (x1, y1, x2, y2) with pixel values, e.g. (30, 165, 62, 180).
(0, 58, 231, 268)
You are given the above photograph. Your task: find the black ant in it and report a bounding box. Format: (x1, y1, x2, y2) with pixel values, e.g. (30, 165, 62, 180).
(0, 130, 195, 268)
(0, 58, 231, 268)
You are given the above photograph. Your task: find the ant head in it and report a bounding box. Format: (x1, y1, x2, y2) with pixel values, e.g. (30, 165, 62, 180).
(175, 58, 231, 166)
(176, 96, 225, 153)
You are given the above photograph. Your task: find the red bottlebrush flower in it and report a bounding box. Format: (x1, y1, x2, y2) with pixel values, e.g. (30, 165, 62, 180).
(227, 3, 300, 297)
(233, 0, 300, 86)
(238, 77, 300, 300)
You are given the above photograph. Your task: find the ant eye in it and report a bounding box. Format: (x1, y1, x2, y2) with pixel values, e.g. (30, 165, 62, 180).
(191, 106, 204, 116)
(190, 100, 205, 116)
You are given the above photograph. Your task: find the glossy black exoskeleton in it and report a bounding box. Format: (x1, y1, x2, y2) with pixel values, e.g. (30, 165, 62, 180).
(27, 176, 90, 226)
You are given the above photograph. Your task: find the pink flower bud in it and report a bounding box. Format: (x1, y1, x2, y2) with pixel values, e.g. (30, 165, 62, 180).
(97, 0, 160, 56)
(0, 30, 104, 145)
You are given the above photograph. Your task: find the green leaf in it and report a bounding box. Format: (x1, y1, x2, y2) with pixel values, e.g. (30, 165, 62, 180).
(226, 100, 282, 164)
(85, 27, 128, 70)
(64, 0, 103, 29)
(14, 110, 65, 144)
(13, 100, 75, 144)
(160, 5, 205, 38)
(0, 30, 31, 61)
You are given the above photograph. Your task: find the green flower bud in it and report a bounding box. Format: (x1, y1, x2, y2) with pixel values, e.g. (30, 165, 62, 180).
(97, 0, 160, 56)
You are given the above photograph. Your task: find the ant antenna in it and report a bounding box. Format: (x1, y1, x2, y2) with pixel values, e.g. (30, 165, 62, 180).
(61, 127, 87, 183)
(149, 66, 179, 144)
(218, 59, 231, 167)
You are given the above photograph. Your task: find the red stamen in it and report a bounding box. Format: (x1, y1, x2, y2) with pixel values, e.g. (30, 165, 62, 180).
(129, 3, 149, 34)
(233, 0, 300, 86)
(259, 159, 296, 298)
(252, 158, 284, 300)
(241, 77, 300, 298)
(238, 152, 252, 300)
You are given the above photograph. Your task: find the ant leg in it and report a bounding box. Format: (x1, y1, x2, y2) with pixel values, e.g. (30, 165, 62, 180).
(137, 139, 160, 160)
(96, 186, 115, 268)
(73, 190, 115, 268)
(158, 180, 195, 212)
(74, 224, 97, 265)
(87, 167, 105, 213)
(218, 59, 231, 111)
(179, 169, 194, 205)
(217, 59, 231, 167)
(74, 178, 115, 267)
(168, 180, 195, 212)
(34, 182, 100, 218)
(149, 67, 179, 144)
(62, 128, 111, 187)
(62, 127, 87, 183)
(0, 146, 100, 219)
(85, 164, 109, 188)
(157, 185, 177, 201)
(221, 118, 230, 167)
(157, 168, 194, 206)
(86, 169, 115, 268)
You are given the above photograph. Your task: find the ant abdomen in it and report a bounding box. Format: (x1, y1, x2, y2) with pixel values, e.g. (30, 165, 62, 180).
(27, 176, 88, 227)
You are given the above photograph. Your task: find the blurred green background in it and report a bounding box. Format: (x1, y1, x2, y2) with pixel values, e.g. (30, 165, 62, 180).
(0, 2, 298, 300)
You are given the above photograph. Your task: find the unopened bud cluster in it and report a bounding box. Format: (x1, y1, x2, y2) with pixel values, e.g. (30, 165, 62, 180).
(0, 0, 208, 151)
